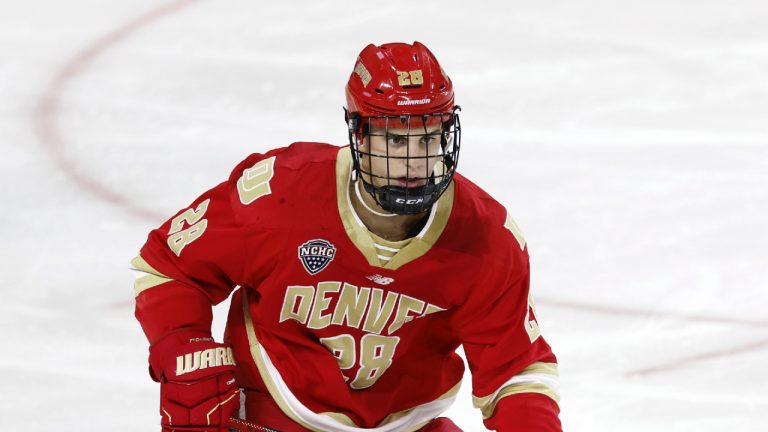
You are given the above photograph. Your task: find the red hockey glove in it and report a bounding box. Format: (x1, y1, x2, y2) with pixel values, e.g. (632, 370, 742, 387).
(149, 332, 239, 432)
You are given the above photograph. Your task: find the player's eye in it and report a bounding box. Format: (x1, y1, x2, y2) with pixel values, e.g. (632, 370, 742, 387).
(389, 136, 406, 146)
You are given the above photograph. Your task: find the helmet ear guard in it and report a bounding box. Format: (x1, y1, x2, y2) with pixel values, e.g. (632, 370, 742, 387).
(343, 42, 462, 215)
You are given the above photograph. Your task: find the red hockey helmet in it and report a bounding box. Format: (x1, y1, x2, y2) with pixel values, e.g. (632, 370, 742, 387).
(345, 41, 454, 118)
(344, 41, 461, 215)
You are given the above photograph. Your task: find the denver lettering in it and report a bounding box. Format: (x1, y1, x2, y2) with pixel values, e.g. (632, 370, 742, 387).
(280, 282, 444, 335)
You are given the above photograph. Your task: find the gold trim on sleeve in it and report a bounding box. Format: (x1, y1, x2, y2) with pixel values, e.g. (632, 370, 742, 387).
(503, 210, 526, 251)
(518, 361, 558, 377)
(472, 362, 560, 419)
(130, 255, 175, 296)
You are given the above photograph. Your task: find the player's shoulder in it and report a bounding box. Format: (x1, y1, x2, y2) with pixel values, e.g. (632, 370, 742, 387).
(225, 142, 342, 196)
(220, 142, 342, 224)
(446, 173, 528, 265)
(228, 142, 341, 181)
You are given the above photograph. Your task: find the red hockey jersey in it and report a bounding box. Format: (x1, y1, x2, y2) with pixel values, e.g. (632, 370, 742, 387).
(133, 143, 561, 431)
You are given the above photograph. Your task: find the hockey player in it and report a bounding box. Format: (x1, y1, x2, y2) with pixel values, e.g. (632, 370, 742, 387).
(132, 41, 562, 432)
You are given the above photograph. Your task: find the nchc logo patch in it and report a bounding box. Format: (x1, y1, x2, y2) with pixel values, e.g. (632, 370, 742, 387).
(298, 239, 337, 275)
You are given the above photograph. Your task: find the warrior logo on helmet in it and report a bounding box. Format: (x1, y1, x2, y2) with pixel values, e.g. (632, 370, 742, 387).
(397, 98, 432, 106)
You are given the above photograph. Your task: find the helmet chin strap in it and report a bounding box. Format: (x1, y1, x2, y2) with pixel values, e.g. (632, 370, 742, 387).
(354, 178, 398, 218)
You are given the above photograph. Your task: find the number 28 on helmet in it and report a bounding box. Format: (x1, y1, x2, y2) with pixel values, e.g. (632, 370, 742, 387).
(344, 41, 461, 215)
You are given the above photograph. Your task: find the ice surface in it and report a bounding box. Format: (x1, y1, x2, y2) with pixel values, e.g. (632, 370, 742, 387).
(1, 0, 766, 430)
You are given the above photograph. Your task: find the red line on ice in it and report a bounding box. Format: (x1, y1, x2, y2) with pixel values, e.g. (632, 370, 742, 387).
(33, 0, 200, 222)
(625, 338, 768, 376)
(538, 297, 768, 376)
(538, 296, 768, 328)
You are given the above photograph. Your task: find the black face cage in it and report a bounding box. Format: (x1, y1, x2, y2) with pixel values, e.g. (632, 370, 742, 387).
(345, 106, 462, 215)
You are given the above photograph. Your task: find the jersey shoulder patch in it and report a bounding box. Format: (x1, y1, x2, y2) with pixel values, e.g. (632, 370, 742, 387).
(226, 143, 342, 228)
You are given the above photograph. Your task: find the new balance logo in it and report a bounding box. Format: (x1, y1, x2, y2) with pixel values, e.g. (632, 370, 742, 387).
(176, 347, 236, 376)
(366, 274, 394, 285)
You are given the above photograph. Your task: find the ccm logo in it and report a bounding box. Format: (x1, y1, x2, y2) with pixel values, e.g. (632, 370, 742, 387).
(395, 198, 424, 204)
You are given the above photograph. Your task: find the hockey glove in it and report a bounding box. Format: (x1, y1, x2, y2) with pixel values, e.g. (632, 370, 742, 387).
(149, 332, 239, 432)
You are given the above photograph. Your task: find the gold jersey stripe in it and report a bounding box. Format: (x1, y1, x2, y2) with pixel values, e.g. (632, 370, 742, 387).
(371, 234, 411, 251)
(374, 247, 397, 262)
(370, 233, 410, 265)
(503, 210, 526, 251)
(317, 412, 357, 427)
(130, 255, 174, 296)
(518, 362, 559, 377)
(379, 381, 461, 426)
(476, 384, 559, 419)
(472, 362, 560, 419)
(241, 288, 462, 431)
(373, 243, 402, 252)
(335, 148, 454, 270)
(241, 288, 317, 431)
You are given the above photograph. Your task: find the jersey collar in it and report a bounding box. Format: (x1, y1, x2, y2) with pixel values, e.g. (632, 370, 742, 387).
(335, 147, 454, 270)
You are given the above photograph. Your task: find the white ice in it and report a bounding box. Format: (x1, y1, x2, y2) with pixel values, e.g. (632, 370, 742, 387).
(1, 0, 767, 431)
